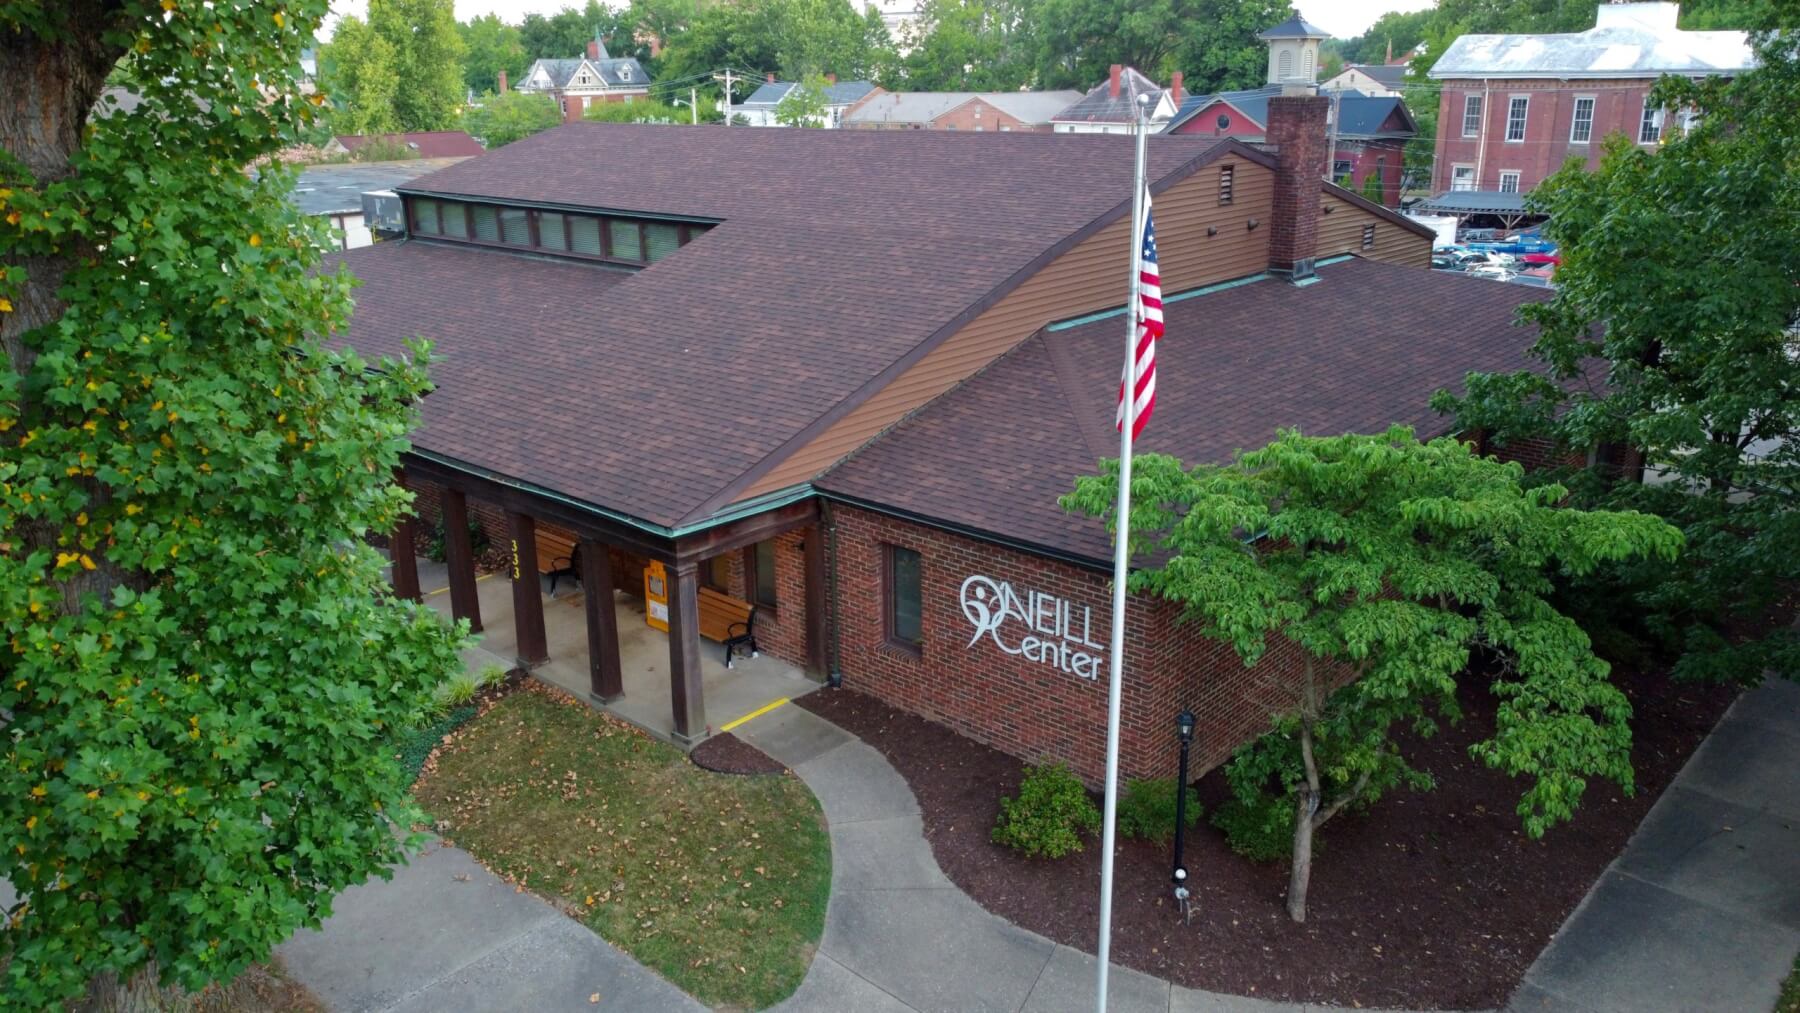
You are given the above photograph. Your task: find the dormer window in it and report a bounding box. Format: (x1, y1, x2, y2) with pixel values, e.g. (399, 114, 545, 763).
(619, 65, 633, 81)
(577, 73, 591, 85)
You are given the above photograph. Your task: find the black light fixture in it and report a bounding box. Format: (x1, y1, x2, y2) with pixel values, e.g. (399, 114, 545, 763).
(1171, 709, 1197, 921)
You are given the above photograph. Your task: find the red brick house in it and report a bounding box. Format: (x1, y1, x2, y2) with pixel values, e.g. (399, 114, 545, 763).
(516, 38, 651, 123)
(1426, 2, 1752, 196)
(338, 97, 1549, 785)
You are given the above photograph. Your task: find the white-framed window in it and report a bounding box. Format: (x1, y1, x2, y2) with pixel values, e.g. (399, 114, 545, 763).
(1505, 95, 1528, 142)
(1498, 171, 1521, 193)
(576, 73, 591, 85)
(1451, 164, 1476, 191)
(1462, 94, 1482, 138)
(1570, 96, 1595, 143)
(1639, 100, 1663, 143)
(1332, 158, 1353, 181)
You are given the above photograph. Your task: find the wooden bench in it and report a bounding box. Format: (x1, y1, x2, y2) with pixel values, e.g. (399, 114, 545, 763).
(532, 527, 580, 596)
(697, 586, 758, 668)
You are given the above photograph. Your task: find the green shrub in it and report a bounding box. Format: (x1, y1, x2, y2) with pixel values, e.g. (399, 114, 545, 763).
(1116, 777, 1202, 843)
(426, 515, 490, 563)
(1210, 792, 1295, 863)
(394, 706, 478, 781)
(992, 762, 1101, 859)
(475, 663, 509, 690)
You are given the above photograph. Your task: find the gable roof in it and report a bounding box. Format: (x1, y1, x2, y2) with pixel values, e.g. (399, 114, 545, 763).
(1052, 67, 1172, 124)
(843, 90, 1085, 126)
(335, 131, 485, 158)
(1429, 8, 1751, 80)
(740, 80, 879, 109)
(817, 257, 1546, 564)
(520, 56, 649, 90)
(1332, 63, 1409, 89)
(333, 125, 1243, 530)
(1164, 86, 1416, 140)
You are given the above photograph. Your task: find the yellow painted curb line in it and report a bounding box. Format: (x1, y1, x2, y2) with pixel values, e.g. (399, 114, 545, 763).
(719, 696, 790, 733)
(424, 572, 497, 598)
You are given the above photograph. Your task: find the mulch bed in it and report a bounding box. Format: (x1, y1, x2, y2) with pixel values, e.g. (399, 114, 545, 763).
(691, 732, 788, 776)
(797, 658, 1743, 1009)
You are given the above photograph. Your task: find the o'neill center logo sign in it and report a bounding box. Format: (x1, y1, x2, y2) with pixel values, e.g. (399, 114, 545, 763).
(960, 575, 1107, 680)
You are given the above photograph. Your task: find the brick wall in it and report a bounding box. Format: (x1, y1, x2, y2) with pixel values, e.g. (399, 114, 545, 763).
(929, 98, 1047, 133)
(1431, 78, 1658, 193)
(703, 529, 812, 671)
(828, 504, 1315, 784)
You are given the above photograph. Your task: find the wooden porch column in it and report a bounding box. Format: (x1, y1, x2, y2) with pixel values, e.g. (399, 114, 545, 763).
(390, 472, 421, 602)
(442, 488, 482, 633)
(666, 560, 706, 744)
(581, 537, 623, 702)
(506, 510, 549, 668)
(803, 526, 829, 680)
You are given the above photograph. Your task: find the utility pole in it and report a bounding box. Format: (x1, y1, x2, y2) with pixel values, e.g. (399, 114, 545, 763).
(712, 69, 734, 125)
(1327, 85, 1342, 183)
(689, 86, 698, 126)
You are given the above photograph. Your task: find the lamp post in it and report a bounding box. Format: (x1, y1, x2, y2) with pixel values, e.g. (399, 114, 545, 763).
(1172, 709, 1196, 920)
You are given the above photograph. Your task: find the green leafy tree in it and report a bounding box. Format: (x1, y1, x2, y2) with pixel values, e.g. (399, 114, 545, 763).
(465, 90, 564, 146)
(0, 1, 465, 1004)
(900, 0, 1040, 90)
(1360, 166, 1386, 205)
(582, 96, 715, 124)
(659, 0, 897, 86)
(320, 15, 403, 136)
(521, 2, 636, 60)
(459, 13, 529, 96)
(1063, 428, 1681, 921)
(368, 0, 468, 131)
(1336, 8, 1435, 65)
(1433, 15, 1800, 686)
(775, 73, 832, 127)
(1031, 0, 1292, 93)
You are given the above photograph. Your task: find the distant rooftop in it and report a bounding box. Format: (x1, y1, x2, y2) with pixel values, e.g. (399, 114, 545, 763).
(1257, 13, 1331, 39)
(336, 131, 485, 159)
(280, 157, 471, 216)
(1429, 2, 1752, 79)
(739, 79, 880, 109)
(844, 90, 1084, 126)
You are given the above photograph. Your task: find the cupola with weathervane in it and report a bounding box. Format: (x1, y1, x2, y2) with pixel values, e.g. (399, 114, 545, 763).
(1258, 13, 1331, 86)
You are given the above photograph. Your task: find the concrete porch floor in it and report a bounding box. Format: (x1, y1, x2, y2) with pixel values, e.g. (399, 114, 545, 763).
(411, 559, 819, 747)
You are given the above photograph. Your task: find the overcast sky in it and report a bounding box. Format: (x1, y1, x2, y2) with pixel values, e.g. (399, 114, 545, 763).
(323, 0, 1438, 44)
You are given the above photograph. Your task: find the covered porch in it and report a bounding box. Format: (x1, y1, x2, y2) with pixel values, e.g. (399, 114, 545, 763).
(385, 455, 830, 747)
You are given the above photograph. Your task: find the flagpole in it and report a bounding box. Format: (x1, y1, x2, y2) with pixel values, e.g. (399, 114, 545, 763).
(1095, 93, 1150, 1013)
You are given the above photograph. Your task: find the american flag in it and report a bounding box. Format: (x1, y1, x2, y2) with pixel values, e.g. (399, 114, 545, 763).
(1116, 189, 1162, 440)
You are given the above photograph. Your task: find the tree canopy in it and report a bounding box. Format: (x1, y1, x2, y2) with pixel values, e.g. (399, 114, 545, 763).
(0, 0, 465, 1003)
(1434, 15, 1800, 685)
(459, 13, 529, 96)
(465, 90, 564, 146)
(1064, 428, 1681, 921)
(323, 0, 467, 134)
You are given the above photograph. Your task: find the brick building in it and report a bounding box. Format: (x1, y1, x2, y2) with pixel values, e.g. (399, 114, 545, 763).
(340, 100, 1551, 786)
(1426, 2, 1751, 196)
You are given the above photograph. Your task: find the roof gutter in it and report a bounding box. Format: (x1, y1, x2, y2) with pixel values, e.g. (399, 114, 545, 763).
(816, 487, 1115, 573)
(404, 447, 816, 541)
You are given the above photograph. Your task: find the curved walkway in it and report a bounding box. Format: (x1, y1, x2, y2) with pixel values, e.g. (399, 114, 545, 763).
(738, 678, 1800, 1013)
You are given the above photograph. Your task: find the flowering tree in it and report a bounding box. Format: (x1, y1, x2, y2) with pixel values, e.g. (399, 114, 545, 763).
(0, 2, 464, 1003)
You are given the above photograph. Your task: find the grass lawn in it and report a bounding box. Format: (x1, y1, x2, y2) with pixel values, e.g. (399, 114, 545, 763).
(412, 682, 831, 1010)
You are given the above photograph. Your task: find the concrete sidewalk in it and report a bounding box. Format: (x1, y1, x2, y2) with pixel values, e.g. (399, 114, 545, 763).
(277, 838, 702, 1013)
(1509, 676, 1800, 1013)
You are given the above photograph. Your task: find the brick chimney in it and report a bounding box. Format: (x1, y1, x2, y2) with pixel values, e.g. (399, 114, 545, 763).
(826, 72, 837, 84)
(1108, 64, 1122, 99)
(1168, 70, 1183, 107)
(1264, 85, 1329, 282)
(586, 39, 600, 60)
(497, 69, 508, 94)
(767, 72, 776, 84)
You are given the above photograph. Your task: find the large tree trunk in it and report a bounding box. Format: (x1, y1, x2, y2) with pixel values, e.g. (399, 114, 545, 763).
(0, 7, 131, 611)
(1286, 662, 1321, 923)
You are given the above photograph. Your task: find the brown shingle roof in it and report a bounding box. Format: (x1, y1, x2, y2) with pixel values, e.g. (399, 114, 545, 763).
(332, 123, 1244, 529)
(817, 258, 1552, 564)
(336, 131, 486, 158)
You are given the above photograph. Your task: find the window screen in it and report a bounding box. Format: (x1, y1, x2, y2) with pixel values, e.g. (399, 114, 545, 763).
(569, 216, 602, 256)
(472, 206, 500, 242)
(441, 203, 468, 239)
(644, 223, 681, 262)
(499, 208, 530, 245)
(413, 199, 440, 235)
(538, 212, 569, 251)
(609, 219, 643, 261)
